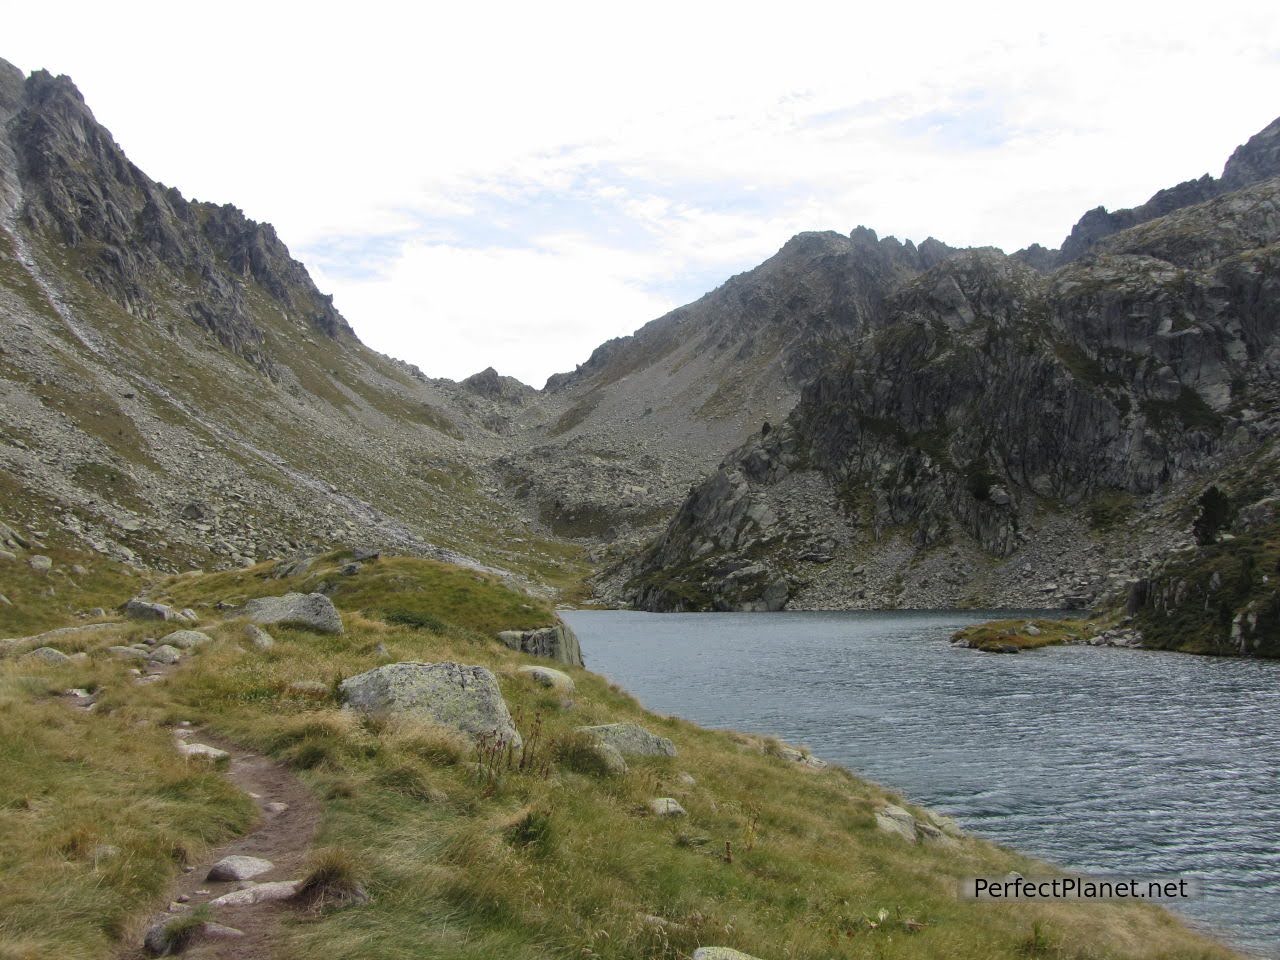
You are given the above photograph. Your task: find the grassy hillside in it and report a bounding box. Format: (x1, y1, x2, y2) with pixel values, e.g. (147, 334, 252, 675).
(0, 553, 1235, 960)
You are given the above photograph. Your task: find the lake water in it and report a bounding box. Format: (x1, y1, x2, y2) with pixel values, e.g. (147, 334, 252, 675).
(562, 609, 1280, 958)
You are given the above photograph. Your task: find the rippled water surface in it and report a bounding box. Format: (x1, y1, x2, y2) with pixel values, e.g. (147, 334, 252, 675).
(562, 609, 1280, 957)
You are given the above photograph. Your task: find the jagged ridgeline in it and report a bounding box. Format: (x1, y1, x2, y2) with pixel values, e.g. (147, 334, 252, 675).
(620, 122, 1280, 655)
(0, 57, 581, 587)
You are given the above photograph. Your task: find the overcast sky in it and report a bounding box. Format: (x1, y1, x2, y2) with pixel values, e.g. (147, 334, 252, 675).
(6, 2, 1279, 386)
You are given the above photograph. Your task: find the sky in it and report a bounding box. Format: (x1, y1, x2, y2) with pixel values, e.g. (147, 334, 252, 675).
(5, 2, 1280, 387)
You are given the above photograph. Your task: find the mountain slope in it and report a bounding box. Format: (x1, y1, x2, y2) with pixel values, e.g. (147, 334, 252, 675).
(617, 137, 1280, 638)
(0, 58, 579, 590)
(500, 229, 957, 556)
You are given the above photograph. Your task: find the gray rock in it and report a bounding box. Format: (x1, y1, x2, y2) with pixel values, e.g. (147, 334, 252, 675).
(578, 722, 676, 757)
(648, 797, 687, 817)
(24, 646, 70, 665)
(692, 950, 764, 960)
(0, 594, 10, 606)
(161, 630, 211, 649)
(124, 598, 179, 622)
(0, 520, 29, 551)
(875, 804, 918, 842)
(496, 622, 583, 666)
(28, 554, 52, 573)
(108, 645, 149, 660)
(148, 644, 182, 665)
(178, 742, 229, 762)
(0, 549, 15, 561)
(240, 593, 343, 634)
(209, 879, 300, 906)
(517, 664, 575, 692)
(244, 624, 275, 650)
(207, 855, 273, 881)
(340, 661, 521, 748)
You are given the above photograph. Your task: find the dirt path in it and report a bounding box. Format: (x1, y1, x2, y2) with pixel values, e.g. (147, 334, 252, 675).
(63, 656, 325, 959)
(111, 728, 322, 959)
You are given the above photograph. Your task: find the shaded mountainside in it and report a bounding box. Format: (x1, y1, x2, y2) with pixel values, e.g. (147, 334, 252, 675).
(497, 229, 957, 552)
(618, 173, 1280, 644)
(0, 58, 581, 591)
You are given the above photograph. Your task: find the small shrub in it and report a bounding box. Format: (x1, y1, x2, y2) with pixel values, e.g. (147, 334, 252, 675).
(553, 731, 618, 778)
(1193, 485, 1234, 545)
(503, 806, 554, 854)
(383, 608, 446, 632)
(294, 848, 368, 909)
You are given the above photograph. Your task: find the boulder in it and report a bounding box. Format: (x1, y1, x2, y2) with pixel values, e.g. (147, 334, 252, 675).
(108, 645, 148, 660)
(240, 593, 343, 634)
(693, 950, 764, 960)
(148, 644, 183, 665)
(648, 797, 687, 817)
(244, 624, 275, 650)
(124, 598, 179, 622)
(0, 520, 29, 551)
(496, 622, 583, 666)
(207, 855, 273, 882)
(875, 804, 918, 842)
(161, 629, 211, 649)
(0, 549, 15, 561)
(578, 722, 676, 757)
(23, 646, 70, 665)
(517, 664, 575, 692)
(340, 661, 521, 748)
(28, 554, 52, 573)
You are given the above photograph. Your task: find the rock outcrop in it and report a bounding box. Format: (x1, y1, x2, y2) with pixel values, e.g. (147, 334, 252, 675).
(496, 623, 583, 666)
(620, 165, 1280, 619)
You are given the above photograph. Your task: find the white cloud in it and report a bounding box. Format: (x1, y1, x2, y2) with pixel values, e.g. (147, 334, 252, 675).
(5, 1, 1280, 384)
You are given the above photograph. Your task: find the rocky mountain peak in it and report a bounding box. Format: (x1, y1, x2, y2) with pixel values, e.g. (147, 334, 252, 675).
(0, 59, 353, 369)
(1220, 114, 1280, 191)
(1041, 114, 1280, 268)
(462, 366, 534, 403)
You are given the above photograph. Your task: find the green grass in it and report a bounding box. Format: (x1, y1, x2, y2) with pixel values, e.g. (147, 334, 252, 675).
(0, 556, 1239, 960)
(0, 544, 143, 638)
(951, 619, 1092, 653)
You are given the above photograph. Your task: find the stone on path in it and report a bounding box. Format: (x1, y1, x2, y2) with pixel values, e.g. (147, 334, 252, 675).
(207, 855, 273, 882)
(178, 742, 229, 762)
(161, 629, 211, 649)
(209, 879, 300, 906)
(148, 644, 182, 665)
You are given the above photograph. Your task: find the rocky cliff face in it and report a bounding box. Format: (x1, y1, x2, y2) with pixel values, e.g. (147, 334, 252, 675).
(618, 150, 1280, 623)
(497, 228, 957, 556)
(3, 67, 352, 370)
(0, 58, 571, 588)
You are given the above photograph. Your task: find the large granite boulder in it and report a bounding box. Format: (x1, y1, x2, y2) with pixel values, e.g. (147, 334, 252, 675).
(340, 662, 521, 748)
(124, 598, 180, 622)
(240, 593, 342, 634)
(578, 722, 676, 757)
(496, 622, 583, 666)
